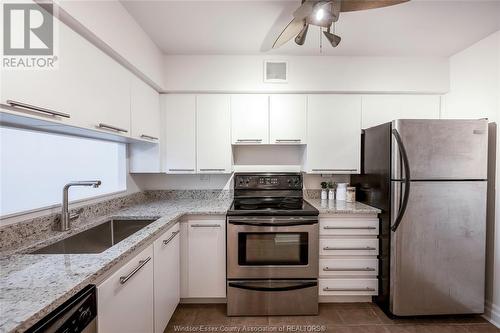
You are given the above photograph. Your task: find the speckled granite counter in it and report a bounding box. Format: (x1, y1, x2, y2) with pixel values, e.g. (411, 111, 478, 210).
(307, 199, 381, 215)
(0, 197, 231, 333)
(0, 194, 379, 333)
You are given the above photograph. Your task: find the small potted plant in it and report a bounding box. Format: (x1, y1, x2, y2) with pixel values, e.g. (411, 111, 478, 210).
(327, 181, 336, 200)
(320, 182, 328, 200)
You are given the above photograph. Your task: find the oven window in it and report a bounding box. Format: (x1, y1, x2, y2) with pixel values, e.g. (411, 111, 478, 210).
(238, 233, 308, 265)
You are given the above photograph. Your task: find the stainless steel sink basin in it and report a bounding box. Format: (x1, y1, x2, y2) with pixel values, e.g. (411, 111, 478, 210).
(32, 218, 157, 254)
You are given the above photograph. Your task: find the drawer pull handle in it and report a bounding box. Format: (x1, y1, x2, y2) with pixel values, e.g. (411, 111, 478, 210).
(168, 169, 195, 172)
(199, 168, 226, 172)
(323, 226, 377, 230)
(275, 139, 301, 143)
(119, 256, 151, 284)
(140, 134, 158, 140)
(7, 99, 71, 118)
(162, 230, 180, 245)
(312, 169, 357, 172)
(236, 139, 262, 143)
(323, 246, 377, 251)
(323, 267, 376, 272)
(190, 224, 221, 228)
(97, 123, 128, 133)
(323, 287, 376, 292)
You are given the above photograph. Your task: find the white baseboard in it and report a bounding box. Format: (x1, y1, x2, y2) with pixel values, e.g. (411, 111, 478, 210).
(483, 300, 500, 328)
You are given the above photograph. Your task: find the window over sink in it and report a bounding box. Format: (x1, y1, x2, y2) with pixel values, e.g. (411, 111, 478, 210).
(0, 126, 126, 217)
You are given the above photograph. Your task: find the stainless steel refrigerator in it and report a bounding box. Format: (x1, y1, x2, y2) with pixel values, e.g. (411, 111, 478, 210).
(352, 119, 488, 316)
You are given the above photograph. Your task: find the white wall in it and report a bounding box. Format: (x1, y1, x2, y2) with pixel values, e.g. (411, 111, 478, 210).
(53, 0, 165, 90)
(444, 31, 500, 327)
(163, 55, 449, 93)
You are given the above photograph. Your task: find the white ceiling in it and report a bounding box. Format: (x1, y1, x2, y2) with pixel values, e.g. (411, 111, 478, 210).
(121, 0, 500, 56)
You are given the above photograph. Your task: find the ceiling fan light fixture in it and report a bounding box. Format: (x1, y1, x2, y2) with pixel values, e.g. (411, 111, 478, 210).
(315, 8, 325, 21)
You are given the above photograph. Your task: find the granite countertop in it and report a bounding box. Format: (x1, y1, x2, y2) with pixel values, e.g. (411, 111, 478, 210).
(307, 199, 381, 215)
(0, 197, 231, 333)
(0, 196, 379, 333)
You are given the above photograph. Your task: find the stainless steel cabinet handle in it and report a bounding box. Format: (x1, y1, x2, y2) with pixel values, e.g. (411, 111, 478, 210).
(7, 99, 71, 118)
(162, 230, 180, 245)
(141, 134, 158, 140)
(236, 139, 262, 143)
(190, 224, 221, 228)
(275, 139, 301, 143)
(168, 168, 195, 172)
(323, 246, 377, 251)
(199, 168, 226, 172)
(323, 287, 376, 292)
(312, 169, 357, 172)
(97, 123, 128, 133)
(323, 267, 376, 272)
(323, 226, 377, 230)
(119, 256, 151, 284)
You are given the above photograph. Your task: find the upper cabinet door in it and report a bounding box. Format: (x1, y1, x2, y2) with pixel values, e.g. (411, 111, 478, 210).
(269, 95, 307, 144)
(306, 95, 362, 174)
(231, 95, 269, 144)
(164, 95, 196, 173)
(361, 95, 441, 129)
(196, 95, 232, 173)
(131, 76, 160, 141)
(1, 13, 131, 136)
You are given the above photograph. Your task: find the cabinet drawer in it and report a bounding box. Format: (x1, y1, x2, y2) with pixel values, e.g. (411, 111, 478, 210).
(319, 278, 378, 296)
(320, 218, 379, 236)
(319, 259, 378, 277)
(320, 239, 378, 256)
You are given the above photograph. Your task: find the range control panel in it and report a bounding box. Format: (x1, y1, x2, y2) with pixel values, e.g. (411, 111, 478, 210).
(234, 173, 303, 190)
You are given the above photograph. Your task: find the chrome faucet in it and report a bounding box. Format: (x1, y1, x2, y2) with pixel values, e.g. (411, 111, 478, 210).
(60, 181, 101, 231)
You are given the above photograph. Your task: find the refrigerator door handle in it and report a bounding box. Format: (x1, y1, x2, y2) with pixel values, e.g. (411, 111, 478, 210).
(391, 129, 411, 232)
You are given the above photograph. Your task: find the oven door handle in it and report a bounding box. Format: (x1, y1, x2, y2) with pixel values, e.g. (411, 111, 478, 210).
(228, 219, 318, 227)
(228, 281, 317, 292)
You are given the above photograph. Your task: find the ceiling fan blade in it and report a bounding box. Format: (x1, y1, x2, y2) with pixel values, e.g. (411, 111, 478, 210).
(295, 24, 309, 45)
(293, 0, 317, 20)
(323, 30, 341, 47)
(272, 18, 306, 49)
(340, 0, 409, 12)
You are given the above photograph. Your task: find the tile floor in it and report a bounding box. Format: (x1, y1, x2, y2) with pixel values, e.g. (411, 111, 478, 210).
(164, 303, 499, 333)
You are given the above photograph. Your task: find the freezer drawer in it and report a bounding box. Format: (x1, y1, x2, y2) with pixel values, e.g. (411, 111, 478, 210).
(392, 119, 488, 180)
(390, 180, 487, 315)
(227, 280, 318, 316)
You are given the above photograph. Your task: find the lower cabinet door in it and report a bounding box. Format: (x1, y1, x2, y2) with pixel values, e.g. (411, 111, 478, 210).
(187, 219, 226, 297)
(154, 224, 180, 333)
(97, 245, 154, 333)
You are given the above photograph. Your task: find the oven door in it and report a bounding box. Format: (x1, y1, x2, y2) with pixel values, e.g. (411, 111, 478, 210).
(227, 216, 319, 279)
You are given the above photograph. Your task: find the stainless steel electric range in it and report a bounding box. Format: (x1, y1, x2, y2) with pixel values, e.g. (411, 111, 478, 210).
(226, 173, 319, 316)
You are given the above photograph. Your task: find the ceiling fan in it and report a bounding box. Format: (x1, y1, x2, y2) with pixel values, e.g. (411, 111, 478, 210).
(273, 0, 409, 49)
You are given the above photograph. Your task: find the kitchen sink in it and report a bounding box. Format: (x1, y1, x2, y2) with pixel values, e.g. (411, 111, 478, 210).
(31, 218, 157, 254)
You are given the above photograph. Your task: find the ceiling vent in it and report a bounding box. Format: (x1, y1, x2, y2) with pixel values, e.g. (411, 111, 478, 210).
(264, 60, 288, 83)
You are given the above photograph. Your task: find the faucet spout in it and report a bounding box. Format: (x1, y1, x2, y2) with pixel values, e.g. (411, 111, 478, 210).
(60, 180, 102, 231)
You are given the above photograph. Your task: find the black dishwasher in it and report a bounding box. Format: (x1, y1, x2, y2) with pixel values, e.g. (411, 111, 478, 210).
(26, 285, 97, 333)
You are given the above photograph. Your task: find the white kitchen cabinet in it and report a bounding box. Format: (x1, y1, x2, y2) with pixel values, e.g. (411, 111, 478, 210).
(269, 95, 307, 144)
(305, 95, 362, 174)
(154, 224, 180, 333)
(231, 94, 269, 144)
(97, 245, 154, 333)
(184, 219, 226, 298)
(1, 12, 131, 136)
(164, 94, 196, 173)
(196, 95, 232, 173)
(361, 95, 441, 129)
(131, 76, 160, 141)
